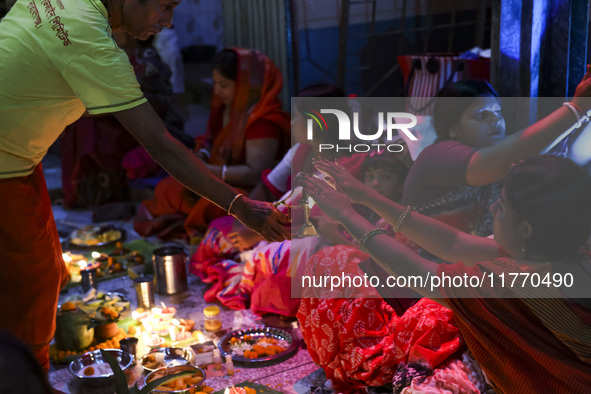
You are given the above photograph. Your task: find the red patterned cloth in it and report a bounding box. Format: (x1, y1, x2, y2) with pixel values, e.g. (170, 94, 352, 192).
(439, 258, 591, 393)
(297, 245, 463, 392)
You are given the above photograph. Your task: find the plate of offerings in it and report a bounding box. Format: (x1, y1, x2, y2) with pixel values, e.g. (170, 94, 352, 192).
(70, 225, 125, 247)
(218, 326, 298, 367)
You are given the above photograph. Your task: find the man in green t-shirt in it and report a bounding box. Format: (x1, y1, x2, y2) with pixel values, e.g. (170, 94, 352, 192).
(0, 0, 289, 372)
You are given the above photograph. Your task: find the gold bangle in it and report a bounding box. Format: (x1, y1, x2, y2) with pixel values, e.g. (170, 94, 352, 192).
(393, 205, 413, 232)
(228, 193, 244, 216)
(358, 228, 388, 253)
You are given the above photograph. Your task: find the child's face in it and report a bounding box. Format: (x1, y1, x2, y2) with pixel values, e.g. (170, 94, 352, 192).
(364, 167, 400, 201)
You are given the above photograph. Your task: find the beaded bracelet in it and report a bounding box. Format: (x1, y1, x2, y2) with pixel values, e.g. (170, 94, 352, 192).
(228, 193, 244, 216)
(359, 228, 389, 253)
(393, 205, 413, 233)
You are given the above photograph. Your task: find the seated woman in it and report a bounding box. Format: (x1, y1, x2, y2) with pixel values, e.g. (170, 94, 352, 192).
(403, 74, 591, 236)
(188, 85, 374, 314)
(302, 155, 591, 393)
(135, 48, 290, 238)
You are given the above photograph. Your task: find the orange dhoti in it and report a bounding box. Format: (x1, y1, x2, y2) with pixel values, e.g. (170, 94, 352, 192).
(0, 165, 68, 372)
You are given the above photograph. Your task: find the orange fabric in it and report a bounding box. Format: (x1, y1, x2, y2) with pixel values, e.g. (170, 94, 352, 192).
(140, 48, 289, 235)
(142, 176, 194, 216)
(439, 259, 591, 393)
(200, 47, 290, 166)
(0, 165, 68, 372)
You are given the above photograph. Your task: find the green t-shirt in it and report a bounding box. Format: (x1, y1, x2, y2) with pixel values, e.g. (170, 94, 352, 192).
(0, 0, 147, 178)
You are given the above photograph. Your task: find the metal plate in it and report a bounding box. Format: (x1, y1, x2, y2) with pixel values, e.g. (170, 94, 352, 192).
(218, 326, 298, 368)
(69, 349, 133, 387)
(74, 291, 129, 319)
(139, 347, 193, 372)
(69, 225, 125, 248)
(144, 365, 205, 393)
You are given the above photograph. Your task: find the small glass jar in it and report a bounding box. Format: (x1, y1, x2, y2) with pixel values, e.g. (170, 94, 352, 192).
(203, 306, 222, 332)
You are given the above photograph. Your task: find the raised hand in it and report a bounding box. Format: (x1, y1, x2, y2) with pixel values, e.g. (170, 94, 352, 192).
(312, 158, 373, 203)
(572, 64, 591, 111)
(299, 173, 354, 224)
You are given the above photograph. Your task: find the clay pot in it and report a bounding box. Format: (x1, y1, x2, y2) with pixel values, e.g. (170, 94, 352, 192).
(94, 322, 119, 340)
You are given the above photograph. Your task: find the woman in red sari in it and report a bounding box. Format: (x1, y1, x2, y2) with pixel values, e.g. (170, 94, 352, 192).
(136, 48, 290, 237)
(302, 154, 591, 393)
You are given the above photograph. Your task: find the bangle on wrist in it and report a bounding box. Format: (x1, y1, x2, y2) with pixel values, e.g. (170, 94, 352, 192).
(358, 228, 389, 253)
(221, 165, 228, 182)
(197, 148, 211, 159)
(393, 205, 413, 233)
(228, 193, 244, 216)
(563, 102, 589, 128)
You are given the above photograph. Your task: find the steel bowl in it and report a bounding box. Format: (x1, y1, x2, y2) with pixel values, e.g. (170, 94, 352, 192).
(68, 348, 133, 387)
(139, 347, 193, 372)
(144, 365, 205, 393)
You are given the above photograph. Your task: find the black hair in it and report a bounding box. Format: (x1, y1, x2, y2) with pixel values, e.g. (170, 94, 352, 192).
(432, 80, 499, 140)
(360, 152, 409, 181)
(0, 330, 54, 394)
(211, 49, 238, 81)
(504, 155, 591, 260)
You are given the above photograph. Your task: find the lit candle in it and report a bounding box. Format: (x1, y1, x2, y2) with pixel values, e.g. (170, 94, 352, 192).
(141, 318, 153, 334)
(196, 331, 205, 343)
(169, 325, 176, 342)
(151, 307, 162, 316)
(91, 251, 108, 263)
(62, 253, 72, 263)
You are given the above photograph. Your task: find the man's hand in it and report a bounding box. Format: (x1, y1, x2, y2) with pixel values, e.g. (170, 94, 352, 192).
(227, 222, 264, 251)
(230, 196, 291, 242)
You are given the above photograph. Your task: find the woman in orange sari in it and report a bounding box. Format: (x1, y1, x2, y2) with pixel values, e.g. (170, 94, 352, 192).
(302, 155, 591, 393)
(136, 48, 290, 237)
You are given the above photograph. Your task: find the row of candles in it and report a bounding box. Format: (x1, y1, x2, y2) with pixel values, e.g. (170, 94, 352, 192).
(63, 252, 208, 347)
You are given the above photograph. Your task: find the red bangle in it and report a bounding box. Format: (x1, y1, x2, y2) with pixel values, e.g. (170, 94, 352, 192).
(261, 169, 285, 199)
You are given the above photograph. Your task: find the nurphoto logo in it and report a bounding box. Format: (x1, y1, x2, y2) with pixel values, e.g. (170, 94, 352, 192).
(305, 109, 418, 153)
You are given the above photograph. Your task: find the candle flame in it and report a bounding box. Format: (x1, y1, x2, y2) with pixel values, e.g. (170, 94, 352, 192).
(62, 253, 72, 263)
(141, 319, 153, 334)
(197, 331, 205, 343)
(91, 251, 101, 258)
(151, 307, 162, 315)
(78, 260, 88, 268)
